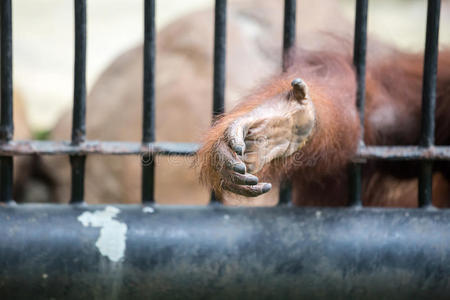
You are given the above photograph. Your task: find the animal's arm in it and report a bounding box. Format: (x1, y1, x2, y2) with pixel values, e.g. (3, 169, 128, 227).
(197, 74, 360, 199)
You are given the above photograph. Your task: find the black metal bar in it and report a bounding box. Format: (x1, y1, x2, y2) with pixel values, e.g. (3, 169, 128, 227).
(282, 0, 296, 72)
(348, 163, 362, 206)
(356, 145, 450, 161)
(349, 0, 368, 207)
(279, 0, 296, 205)
(419, 0, 441, 208)
(420, 0, 440, 148)
(72, 0, 87, 145)
(210, 0, 227, 204)
(212, 0, 226, 119)
(3, 142, 450, 161)
(0, 157, 12, 203)
(1, 205, 450, 299)
(353, 0, 368, 132)
(278, 180, 292, 206)
(0, 0, 13, 203)
(70, 0, 87, 204)
(0, 0, 13, 142)
(419, 161, 433, 207)
(0, 140, 199, 156)
(142, 0, 156, 144)
(69, 155, 86, 204)
(142, 0, 156, 203)
(348, 160, 362, 204)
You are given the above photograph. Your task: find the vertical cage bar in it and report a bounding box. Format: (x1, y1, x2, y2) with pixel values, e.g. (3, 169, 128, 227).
(278, 0, 296, 205)
(348, 163, 362, 206)
(70, 0, 87, 204)
(282, 0, 296, 72)
(212, 0, 227, 119)
(419, 161, 433, 207)
(210, 0, 227, 204)
(70, 155, 86, 203)
(419, 0, 441, 208)
(349, 0, 368, 207)
(142, 0, 156, 203)
(0, 0, 13, 203)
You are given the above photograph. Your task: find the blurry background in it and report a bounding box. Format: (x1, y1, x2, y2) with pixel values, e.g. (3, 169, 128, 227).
(12, 0, 450, 136)
(13, 0, 212, 132)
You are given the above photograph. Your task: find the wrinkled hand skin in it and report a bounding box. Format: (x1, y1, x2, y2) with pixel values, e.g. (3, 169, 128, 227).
(215, 78, 316, 197)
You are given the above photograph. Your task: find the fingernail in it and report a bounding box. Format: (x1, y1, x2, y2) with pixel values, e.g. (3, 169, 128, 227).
(245, 175, 258, 185)
(262, 183, 272, 193)
(233, 163, 246, 174)
(234, 145, 243, 155)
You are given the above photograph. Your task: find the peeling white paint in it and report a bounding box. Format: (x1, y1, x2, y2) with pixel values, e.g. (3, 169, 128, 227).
(224, 214, 230, 220)
(143, 206, 155, 214)
(315, 211, 322, 218)
(78, 206, 127, 262)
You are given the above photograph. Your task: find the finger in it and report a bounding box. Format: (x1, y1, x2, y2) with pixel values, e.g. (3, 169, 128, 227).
(222, 182, 272, 197)
(221, 169, 259, 185)
(226, 119, 247, 155)
(215, 141, 246, 174)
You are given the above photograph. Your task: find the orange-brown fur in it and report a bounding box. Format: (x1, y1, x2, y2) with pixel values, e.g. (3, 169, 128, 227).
(198, 47, 450, 207)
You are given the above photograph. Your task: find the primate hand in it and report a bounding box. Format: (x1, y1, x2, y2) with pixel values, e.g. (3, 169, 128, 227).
(201, 78, 316, 197)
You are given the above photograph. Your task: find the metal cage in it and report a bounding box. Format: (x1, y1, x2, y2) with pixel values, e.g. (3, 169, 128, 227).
(0, 0, 449, 299)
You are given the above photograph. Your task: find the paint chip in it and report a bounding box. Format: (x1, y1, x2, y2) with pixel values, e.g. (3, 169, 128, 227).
(315, 211, 322, 218)
(78, 206, 127, 262)
(224, 214, 230, 220)
(143, 206, 155, 214)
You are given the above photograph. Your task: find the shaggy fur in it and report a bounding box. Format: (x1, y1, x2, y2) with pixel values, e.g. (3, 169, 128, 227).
(197, 46, 450, 207)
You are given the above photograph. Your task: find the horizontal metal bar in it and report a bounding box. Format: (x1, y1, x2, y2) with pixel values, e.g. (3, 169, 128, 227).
(2, 142, 450, 162)
(0, 204, 449, 299)
(355, 146, 450, 161)
(0, 140, 199, 156)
